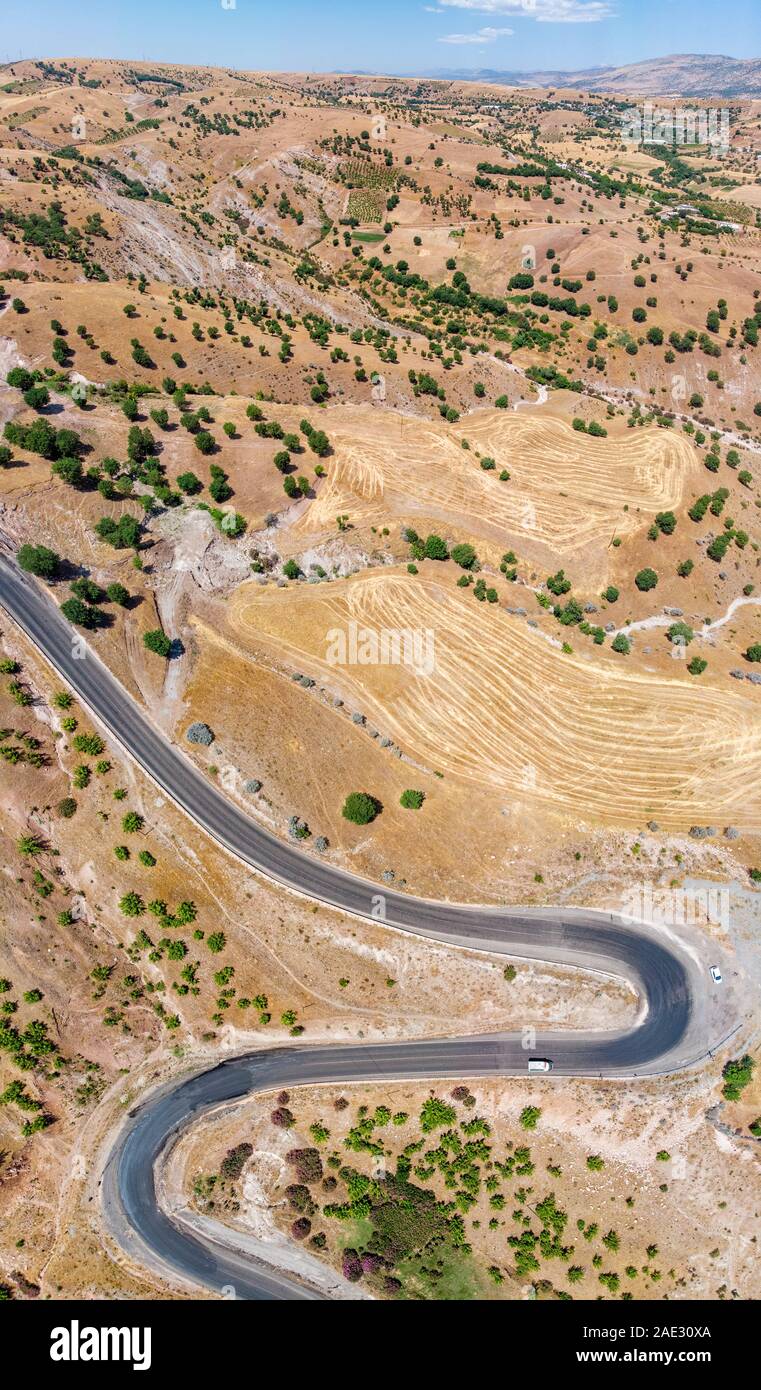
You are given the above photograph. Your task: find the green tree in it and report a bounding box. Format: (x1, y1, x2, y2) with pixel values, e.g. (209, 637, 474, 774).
(342, 792, 381, 825)
(176, 471, 202, 495)
(195, 431, 215, 455)
(635, 568, 658, 591)
(400, 789, 424, 810)
(119, 891, 145, 917)
(17, 544, 60, 579)
(60, 598, 101, 629)
(143, 630, 171, 657)
(451, 542, 477, 570)
(308, 430, 330, 457)
(424, 534, 448, 561)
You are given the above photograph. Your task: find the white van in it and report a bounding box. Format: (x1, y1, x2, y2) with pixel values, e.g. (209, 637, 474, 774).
(528, 1058, 553, 1073)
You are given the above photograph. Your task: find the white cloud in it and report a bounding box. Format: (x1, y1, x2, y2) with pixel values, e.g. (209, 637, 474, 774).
(439, 25, 514, 42)
(437, 0, 615, 23)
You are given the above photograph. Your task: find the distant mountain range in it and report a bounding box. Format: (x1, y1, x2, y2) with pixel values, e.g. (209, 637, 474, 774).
(425, 53, 761, 98)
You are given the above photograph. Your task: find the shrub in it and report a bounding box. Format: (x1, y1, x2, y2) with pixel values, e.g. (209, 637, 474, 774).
(73, 733, 104, 755)
(722, 1055, 754, 1102)
(60, 598, 102, 629)
(177, 471, 202, 495)
(143, 630, 171, 657)
(423, 534, 448, 561)
(119, 892, 144, 917)
(308, 430, 330, 457)
(186, 722, 214, 745)
(6, 367, 34, 391)
(519, 1106, 541, 1130)
(342, 792, 381, 825)
(611, 634, 630, 655)
(451, 542, 477, 570)
(71, 578, 104, 605)
(667, 621, 694, 646)
(17, 544, 60, 579)
(220, 1142, 253, 1180)
(400, 789, 424, 810)
(634, 568, 658, 591)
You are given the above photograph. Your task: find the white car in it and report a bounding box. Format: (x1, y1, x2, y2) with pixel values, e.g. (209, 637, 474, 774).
(528, 1058, 553, 1073)
(710, 966, 723, 984)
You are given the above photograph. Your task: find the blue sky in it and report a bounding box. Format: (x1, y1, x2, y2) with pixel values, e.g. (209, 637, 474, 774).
(2, 0, 759, 75)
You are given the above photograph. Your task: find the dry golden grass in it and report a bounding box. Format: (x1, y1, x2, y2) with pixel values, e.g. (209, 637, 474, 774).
(292, 405, 699, 579)
(226, 568, 761, 831)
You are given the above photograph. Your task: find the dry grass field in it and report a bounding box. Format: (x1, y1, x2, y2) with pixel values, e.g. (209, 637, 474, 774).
(224, 568, 761, 831)
(290, 405, 699, 577)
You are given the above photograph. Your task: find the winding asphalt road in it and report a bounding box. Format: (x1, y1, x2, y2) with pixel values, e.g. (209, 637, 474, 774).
(0, 557, 706, 1299)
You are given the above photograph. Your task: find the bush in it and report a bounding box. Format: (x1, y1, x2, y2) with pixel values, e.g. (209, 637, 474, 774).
(667, 621, 694, 646)
(519, 1106, 541, 1131)
(177, 471, 202, 495)
(400, 789, 424, 810)
(220, 1142, 253, 1180)
(119, 892, 144, 917)
(17, 544, 60, 579)
(722, 1055, 754, 1102)
(423, 534, 448, 561)
(186, 722, 215, 745)
(342, 792, 381, 825)
(6, 367, 34, 391)
(451, 542, 477, 570)
(143, 629, 171, 657)
(308, 430, 330, 457)
(611, 634, 630, 655)
(52, 456, 83, 486)
(634, 568, 658, 592)
(24, 385, 50, 411)
(71, 578, 104, 605)
(60, 597, 102, 629)
(73, 733, 104, 755)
